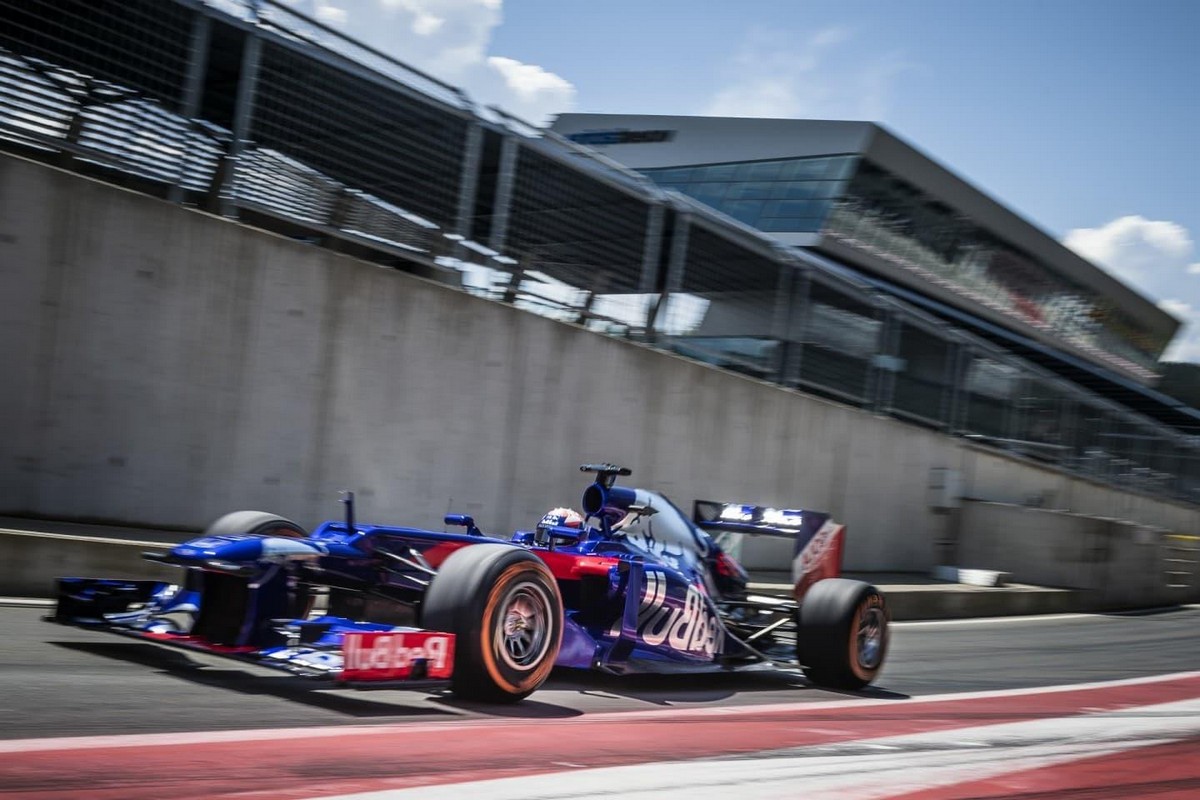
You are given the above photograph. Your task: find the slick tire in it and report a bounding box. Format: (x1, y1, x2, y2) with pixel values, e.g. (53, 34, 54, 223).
(204, 511, 308, 539)
(422, 544, 563, 703)
(202, 510, 313, 617)
(796, 578, 889, 690)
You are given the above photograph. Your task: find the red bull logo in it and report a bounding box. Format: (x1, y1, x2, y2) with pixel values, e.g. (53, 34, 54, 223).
(610, 572, 724, 658)
(340, 631, 455, 681)
(793, 522, 845, 601)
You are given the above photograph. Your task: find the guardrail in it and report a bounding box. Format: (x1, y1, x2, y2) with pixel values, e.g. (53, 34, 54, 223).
(0, 528, 176, 598)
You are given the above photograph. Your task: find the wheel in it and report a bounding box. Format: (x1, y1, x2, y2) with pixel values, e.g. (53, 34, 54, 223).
(796, 578, 888, 690)
(204, 510, 307, 539)
(201, 511, 313, 617)
(422, 544, 563, 703)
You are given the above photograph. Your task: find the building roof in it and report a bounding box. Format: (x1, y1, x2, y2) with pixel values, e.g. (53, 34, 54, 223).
(550, 113, 1180, 363)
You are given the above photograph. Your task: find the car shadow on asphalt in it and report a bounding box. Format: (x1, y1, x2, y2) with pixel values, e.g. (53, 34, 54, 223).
(549, 666, 810, 703)
(429, 695, 586, 718)
(51, 640, 465, 718)
(529, 667, 904, 706)
(52, 641, 908, 720)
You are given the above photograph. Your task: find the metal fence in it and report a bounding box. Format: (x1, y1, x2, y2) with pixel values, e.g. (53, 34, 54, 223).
(2, 0, 1199, 507)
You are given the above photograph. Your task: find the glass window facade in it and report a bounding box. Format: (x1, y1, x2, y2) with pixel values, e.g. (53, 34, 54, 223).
(822, 161, 1169, 375)
(642, 155, 856, 232)
(645, 152, 1165, 378)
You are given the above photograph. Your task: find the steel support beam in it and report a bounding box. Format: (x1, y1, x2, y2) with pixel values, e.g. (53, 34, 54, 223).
(648, 211, 690, 339)
(169, 11, 211, 204)
(215, 30, 262, 218)
(454, 121, 483, 237)
(487, 134, 519, 252)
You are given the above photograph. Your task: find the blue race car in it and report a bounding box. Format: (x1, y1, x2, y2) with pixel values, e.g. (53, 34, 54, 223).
(51, 464, 889, 702)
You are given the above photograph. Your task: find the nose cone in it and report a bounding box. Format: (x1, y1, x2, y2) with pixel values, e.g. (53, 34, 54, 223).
(171, 535, 266, 564)
(170, 535, 324, 565)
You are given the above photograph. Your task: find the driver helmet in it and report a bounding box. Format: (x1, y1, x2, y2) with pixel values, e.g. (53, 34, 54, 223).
(536, 507, 584, 544)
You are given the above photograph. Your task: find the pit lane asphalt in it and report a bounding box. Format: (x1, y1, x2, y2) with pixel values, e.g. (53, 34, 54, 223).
(4, 604, 1199, 740)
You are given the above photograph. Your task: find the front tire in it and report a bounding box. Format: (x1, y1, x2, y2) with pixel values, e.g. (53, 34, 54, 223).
(422, 544, 563, 703)
(202, 510, 313, 618)
(797, 578, 888, 690)
(204, 510, 307, 539)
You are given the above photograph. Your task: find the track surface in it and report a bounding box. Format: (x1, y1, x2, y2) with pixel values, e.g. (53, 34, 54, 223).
(4, 604, 1199, 739)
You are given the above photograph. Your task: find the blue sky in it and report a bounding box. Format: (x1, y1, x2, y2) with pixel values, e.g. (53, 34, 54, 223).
(292, 0, 1199, 360)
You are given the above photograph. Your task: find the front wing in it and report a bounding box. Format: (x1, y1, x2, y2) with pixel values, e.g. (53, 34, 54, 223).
(50, 578, 455, 688)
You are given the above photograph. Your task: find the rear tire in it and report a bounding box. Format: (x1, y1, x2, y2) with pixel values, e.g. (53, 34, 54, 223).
(797, 578, 888, 690)
(422, 544, 563, 703)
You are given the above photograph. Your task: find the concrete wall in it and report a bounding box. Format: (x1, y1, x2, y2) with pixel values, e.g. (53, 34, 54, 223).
(0, 530, 176, 598)
(2, 154, 1198, 573)
(959, 448, 1200, 533)
(958, 501, 1199, 609)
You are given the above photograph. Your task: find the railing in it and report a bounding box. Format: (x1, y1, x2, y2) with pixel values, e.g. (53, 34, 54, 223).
(1, 0, 1199, 508)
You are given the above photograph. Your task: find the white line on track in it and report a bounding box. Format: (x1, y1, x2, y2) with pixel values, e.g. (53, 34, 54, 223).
(0, 670, 1196, 754)
(315, 697, 1200, 800)
(894, 604, 1200, 627)
(572, 669, 1200, 722)
(0, 597, 54, 607)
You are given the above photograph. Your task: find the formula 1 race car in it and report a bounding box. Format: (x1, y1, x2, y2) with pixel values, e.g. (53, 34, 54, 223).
(50, 465, 889, 702)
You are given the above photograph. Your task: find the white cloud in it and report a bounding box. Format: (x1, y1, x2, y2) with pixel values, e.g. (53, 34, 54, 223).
(411, 12, 444, 36)
(1158, 300, 1200, 362)
(379, 0, 445, 37)
(354, 0, 499, 75)
(705, 26, 916, 120)
(1064, 216, 1200, 363)
(1160, 299, 1190, 318)
(1064, 215, 1196, 303)
(485, 55, 575, 113)
(284, 0, 574, 124)
(313, 2, 348, 27)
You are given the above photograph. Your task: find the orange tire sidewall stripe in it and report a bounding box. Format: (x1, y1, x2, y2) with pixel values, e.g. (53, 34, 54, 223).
(478, 561, 563, 695)
(847, 593, 885, 683)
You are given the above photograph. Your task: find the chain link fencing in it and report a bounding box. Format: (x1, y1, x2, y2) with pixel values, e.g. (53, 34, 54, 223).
(2, 0, 1198, 506)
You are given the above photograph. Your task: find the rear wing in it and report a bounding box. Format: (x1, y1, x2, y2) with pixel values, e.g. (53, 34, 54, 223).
(693, 501, 826, 537)
(693, 501, 845, 601)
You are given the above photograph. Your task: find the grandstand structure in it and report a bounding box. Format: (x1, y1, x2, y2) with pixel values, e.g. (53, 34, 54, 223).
(553, 115, 1175, 387)
(1, 0, 1198, 504)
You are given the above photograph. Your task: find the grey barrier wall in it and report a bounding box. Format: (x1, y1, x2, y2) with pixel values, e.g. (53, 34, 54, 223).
(5, 0, 1200, 511)
(957, 500, 1200, 608)
(0, 530, 176, 598)
(3, 155, 1199, 573)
